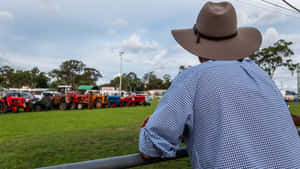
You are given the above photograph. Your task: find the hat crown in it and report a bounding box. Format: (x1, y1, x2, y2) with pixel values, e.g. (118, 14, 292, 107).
(196, 1, 237, 38)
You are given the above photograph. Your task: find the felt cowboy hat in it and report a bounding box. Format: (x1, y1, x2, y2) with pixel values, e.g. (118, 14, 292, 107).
(172, 1, 262, 60)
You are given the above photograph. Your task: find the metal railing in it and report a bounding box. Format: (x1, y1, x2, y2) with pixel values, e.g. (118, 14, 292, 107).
(37, 147, 188, 169)
(37, 128, 300, 169)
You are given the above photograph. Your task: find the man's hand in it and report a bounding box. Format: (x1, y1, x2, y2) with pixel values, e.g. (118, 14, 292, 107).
(178, 135, 184, 143)
(140, 152, 152, 159)
(141, 115, 151, 128)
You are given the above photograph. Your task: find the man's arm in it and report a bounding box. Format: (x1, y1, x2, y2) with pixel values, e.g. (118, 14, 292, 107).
(139, 74, 194, 158)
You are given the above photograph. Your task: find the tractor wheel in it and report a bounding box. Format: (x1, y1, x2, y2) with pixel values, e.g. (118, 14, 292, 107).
(126, 103, 130, 107)
(54, 96, 61, 106)
(112, 103, 117, 108)
(77, 103, 83, 110)
(95, 102, 102, 109)
(24, 104, 31, 112)
(11, 104, 19, 113)
(65, 95, 72, 104)
(105, 103, 111, 108)
(70, 103, 76, 110)
(59, 103, 67, 110)
(141, 102, 146, 106)
(42, 96, 52, 110)
(0, 103, 7, 113)
(35, 105, 42, 112)
(131, 103, 136, 107)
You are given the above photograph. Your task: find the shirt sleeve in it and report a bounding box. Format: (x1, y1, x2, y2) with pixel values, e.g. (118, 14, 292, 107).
(139, 73, 194, 158)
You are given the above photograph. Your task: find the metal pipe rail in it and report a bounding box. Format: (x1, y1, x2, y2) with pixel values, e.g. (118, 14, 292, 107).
(37, 147, 188, 169)
(37, 129, 300, 169)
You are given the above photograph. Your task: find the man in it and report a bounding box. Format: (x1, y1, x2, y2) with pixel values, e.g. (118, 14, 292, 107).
(139, 1, 300, 168)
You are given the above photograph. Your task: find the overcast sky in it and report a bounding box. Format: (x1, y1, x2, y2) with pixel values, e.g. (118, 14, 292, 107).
(0, 0, 300, 91)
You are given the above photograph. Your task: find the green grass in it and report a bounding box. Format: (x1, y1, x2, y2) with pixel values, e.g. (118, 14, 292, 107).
(1, 101, 300, 169)
(289, 102, 300, 116)
(0, 99, 191, 169)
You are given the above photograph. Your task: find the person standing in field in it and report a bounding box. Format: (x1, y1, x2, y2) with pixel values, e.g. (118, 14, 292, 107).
(139, 1, 300, 168)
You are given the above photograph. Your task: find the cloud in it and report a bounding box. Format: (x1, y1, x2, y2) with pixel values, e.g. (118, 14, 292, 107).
(122, 34, 159, 53)
(235, 0, 291, 26)
(262, 27, 280, 47)
(0, 56, 10, 66)
(40, 0, 61, 15)
(250, 12, 287, 26)
(262, 27, 300, 50)
(0, 11, 14, 21)
(144, 49, 168, 70)
(107, 29, 117, 36)
(238, 9, 288, 26)
(111, 18, 128, 27)
(0, 52, 61, 71)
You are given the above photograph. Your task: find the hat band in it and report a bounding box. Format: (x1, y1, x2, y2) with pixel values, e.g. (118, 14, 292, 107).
(193, 24, 238, 43)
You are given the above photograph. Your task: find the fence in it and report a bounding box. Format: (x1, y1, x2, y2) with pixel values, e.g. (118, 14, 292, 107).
(37, 129, 300, 169)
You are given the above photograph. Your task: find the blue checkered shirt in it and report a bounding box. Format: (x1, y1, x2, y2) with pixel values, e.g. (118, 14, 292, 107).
(139, 59, 300, 168)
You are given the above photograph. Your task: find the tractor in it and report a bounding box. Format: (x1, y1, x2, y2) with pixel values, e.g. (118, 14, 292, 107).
(72, 94, 89, 110)
(85, 91, 109, 109)
(120, 95, 149, 107)
(92, 94, 109, 108)
(31, 96, 54, 112)
(108, 96, 123, 107)
(0, 92, 36, 113)
(57, 95, 75, 110)
(0, 96, 27, 113)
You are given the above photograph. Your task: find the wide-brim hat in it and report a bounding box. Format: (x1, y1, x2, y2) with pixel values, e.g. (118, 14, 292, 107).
(172, 1, 262, 60)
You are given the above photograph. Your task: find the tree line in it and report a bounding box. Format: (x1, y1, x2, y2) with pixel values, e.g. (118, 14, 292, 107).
(0, 39, 298, 90)
(0, 60, 173, 91)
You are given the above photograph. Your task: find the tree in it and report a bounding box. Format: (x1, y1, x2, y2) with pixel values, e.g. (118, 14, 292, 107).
(30, 67, 49, 88)
(143, 72, 164, 90)
(0, 65, 14, 87)
(179, 65, 192, 73)
(162, 74, 172, 89)
(49, 60, 102, 88)
(126, 72, 143, 91)
(249, 39, 299, 79)
(35, 72, 50, 88)
(0, 66, 49, 88)
(78, 68, 102, 86)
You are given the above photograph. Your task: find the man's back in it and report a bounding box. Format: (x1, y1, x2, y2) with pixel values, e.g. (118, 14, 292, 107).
(187, 60, 300, 168)
(139, 60, 300, 168)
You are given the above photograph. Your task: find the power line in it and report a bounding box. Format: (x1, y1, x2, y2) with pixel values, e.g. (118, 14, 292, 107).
(282, 0, 300, 13)
(236, 0, 300, 18)
(260, 0, 299, 14)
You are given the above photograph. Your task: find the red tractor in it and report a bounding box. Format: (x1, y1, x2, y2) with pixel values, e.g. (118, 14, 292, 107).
(120, 95, 147, 107)
(57, 94, 90, 110)
(0, 96, 29, 113)
(72, 94, 89, 110)
(57, 95, 75, 110)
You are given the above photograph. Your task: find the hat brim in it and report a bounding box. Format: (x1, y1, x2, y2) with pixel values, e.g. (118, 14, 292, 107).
(171, 27, 262, 60)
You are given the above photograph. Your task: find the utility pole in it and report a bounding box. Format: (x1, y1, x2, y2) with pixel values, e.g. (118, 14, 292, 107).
(119, 51, 124, 95)
(297, 68, 300, 98)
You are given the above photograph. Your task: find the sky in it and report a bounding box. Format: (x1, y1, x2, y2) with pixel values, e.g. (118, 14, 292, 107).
(0, 0, 300, 92)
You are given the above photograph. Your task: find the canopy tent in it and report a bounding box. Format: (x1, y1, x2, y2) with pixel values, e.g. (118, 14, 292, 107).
(77, 85, 98, 90)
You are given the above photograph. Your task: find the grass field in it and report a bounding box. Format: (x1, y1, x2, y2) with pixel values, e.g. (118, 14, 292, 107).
(0, 101, 299, 169)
